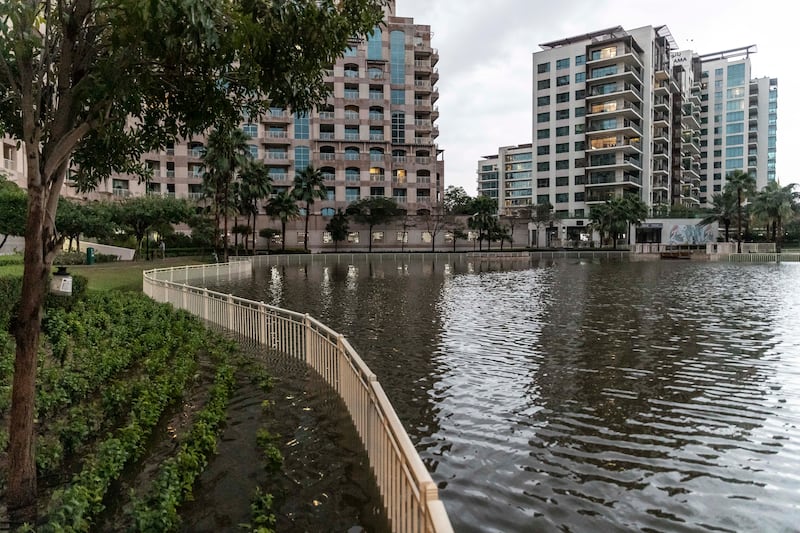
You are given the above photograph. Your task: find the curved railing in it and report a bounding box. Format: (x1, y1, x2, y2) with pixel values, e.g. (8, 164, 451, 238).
(143, 261, 453, 533)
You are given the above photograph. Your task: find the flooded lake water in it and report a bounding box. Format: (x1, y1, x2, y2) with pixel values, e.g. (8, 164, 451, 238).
(212, 256, 800, 532)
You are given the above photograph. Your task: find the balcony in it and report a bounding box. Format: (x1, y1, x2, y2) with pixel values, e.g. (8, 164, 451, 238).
(586, 118, 642, 137)
(344, 133, 360, 141)
(369, 112, 384, 121)
(588, 64, 643, 85)
(654, 97, 670, 112)
(586, 82, 642, 103)
(587, 137, 642, 154)
(415, 119, 432, 130)
(587, 155, 642, 172)
(652, 178, 669, 190)
(266, 130, 288, 140)
(265, 109, 291, 122)
(2, 158, 14, 170)
(269, 173, 289, 182)
(415, 156, 431, 164)
(265, 152, 289, 160)
(653, 147, 669, 160)
(682, 113, 701, 130)
(653, 129, 670, 144)
(586, 46, 643, 69)
(319, 153, 336, 161)
(319, 132, 335, 140)
(188, 192, 204, 200)
(369, 134, 385, 141)
(318, 111, 335, 120)
(414, 80, 432, 93)
(586, 101, 642, 121)
(654, 81, 670, 97)
(586, 171, 642, 187)
(112, 188, 131, 197)
(653, 112, 670, 128)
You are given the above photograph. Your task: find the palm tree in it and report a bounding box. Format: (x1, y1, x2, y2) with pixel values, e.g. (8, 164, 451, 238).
(265, 191, 299, 251)
(238, 161, 273, 253)
(292, 165, 328, 251)
(751, 181, 799, 251)
(699, 190, 737, 242)
(589, 195, 647, 249)
(203, 125, 251, 260)
(724, 170, 756, 253)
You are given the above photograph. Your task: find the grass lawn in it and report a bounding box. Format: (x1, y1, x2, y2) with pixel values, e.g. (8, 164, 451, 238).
(0, 256, 207, 292)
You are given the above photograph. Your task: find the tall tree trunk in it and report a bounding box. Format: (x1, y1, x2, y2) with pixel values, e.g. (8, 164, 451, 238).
(8, 158, 64, 526)
(737, 189, 743, 254)
(368, 226, 373, 252)
(776, 216, 783, 253)
(304, 202, 310, 252)
(223, 182, 230, 262)
(281, 221, 286, 251)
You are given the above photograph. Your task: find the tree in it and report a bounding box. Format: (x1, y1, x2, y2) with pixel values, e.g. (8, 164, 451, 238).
(1, 1, 385, 520)
(451, 225, 468, 252)
(292, 165, 327, 251)
(203, 125, 251, 261)
(751, 181, 799, 251)
(467, 195, 497, 251)
(724, 170, 757, 253)
(325, 208, 349, 252)
(346, 196, 403, 252)
(259, 227, 281, 253)
(266, 191, 300, 251)
(524, 202, 554, 248)
(699, 190, 737, 242)
(238, 161, 273, 254)
(55, 199, 116, 252)
(443, 185, 474, 215)
(419, 202, 450, 252)
(589, 195, 647, 249)
(0, 180, 27, 251)
(117, 196, 193, 258)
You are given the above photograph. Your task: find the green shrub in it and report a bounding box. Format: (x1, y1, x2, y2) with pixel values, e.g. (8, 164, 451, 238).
(0, 254, 24, 266)
(95, 253, 119, 263)
(53, 251, 88, 265)
(0, 276, 22, 329)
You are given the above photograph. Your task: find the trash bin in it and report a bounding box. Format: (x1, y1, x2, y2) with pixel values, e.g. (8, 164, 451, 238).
(86, 247, 95, 265)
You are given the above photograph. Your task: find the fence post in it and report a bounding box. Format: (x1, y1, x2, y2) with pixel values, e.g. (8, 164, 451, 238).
(203, 289, 209, 321)
(304, 313, 312, 365)
(181, 284, 188, 310)
(259, 302, 267, 345)
(227, 294, 234, 331)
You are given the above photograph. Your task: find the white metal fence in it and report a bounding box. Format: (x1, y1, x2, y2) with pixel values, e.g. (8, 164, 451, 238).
(143, 261, 453, 533)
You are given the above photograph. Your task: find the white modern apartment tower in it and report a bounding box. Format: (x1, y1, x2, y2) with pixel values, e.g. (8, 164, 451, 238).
(477, 25, 778, 229)
(694, 47, 777, 202)
(477, 144, 533, 210)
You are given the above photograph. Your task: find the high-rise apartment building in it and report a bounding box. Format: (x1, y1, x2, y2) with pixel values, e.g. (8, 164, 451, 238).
(693, 47, 777, 202)
(478, 25, 777, 228)
(4, 1, 443, 222)
(477, 144, 533, 207)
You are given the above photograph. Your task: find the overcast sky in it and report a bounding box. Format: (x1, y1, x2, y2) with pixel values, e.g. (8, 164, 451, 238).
(397, 0, 793, 195)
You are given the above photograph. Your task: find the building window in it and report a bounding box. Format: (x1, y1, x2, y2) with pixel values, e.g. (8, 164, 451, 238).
(537, 178, 550, 188)
(537, 62, 550, 73)
(242, 123, 258, 137)
(537, 95, 550, 106)
(294, 113, 309, 139)
(574, 175, 586, 185)
(556, 58, 570, 70)
(575, 72, 585, 83)
(574, 192, 585, 201)
(556, 126, 569, 136)
(295, 146, 309, 171)
(575, 54, 586, 65)
(391, 111, 405, 143)
(391, 89, 405, 105)
(575, 89, 585, 100)
(421, 231, 432, 243)
(537, 79, 550, 90)
(556, 109, 569, 120)
(556, 75, 569, 86)
(537, 145, 550, 155)
(537, 129, 550, 139)
(555, 160, 569, 170)
(347, 231, 360, 243)
(574, 124, 584, 134)
(537, 162, 550, 171)
(555, 143, 569, 153)
(556, 92, 569, 103)
(367, 26, 382, 60)
(555, 193, 568, 203)
(346, 187, 360, 202)
(556, 176, 569, 186)
(574, 141, 585, 151)
(575, 107, 585, 117)
(390, 31, 405, 84)
(537, 112, 550, 123)
(372, 231, 384, 243)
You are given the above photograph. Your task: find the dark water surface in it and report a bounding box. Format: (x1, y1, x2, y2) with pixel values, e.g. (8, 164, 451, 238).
(212, 257, 800, 532)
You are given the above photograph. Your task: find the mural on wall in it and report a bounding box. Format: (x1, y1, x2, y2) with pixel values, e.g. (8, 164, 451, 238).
(667, 224, 714, 245)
